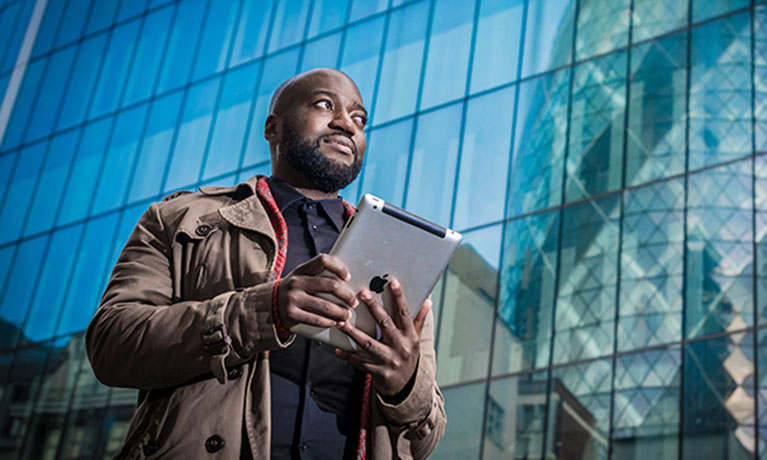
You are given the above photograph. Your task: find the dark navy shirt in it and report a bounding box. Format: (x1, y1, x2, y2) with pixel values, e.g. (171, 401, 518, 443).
(267, 177, 365, 460)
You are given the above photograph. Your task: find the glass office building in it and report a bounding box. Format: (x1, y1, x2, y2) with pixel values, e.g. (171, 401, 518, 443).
(0, 0, 766, 458)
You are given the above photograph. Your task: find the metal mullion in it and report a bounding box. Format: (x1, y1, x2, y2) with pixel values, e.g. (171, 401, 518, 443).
(751, 3, 760, 459)
(295, 0, 317, 70)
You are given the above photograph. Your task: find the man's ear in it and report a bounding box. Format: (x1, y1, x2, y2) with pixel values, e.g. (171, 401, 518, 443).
(264, 114, 281, 142)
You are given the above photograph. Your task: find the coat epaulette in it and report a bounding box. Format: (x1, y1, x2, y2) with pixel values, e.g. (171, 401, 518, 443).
(161, 190, 193, 202)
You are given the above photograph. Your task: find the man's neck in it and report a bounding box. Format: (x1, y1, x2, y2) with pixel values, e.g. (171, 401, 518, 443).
(269, 174, 339, 201)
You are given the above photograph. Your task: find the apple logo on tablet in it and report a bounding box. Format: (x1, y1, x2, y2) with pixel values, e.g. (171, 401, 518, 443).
(369, 274, 389, 293)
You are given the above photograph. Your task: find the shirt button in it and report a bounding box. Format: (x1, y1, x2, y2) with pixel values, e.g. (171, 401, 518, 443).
(311, 224, 318, 230)
(143, 440, 160, 456)
(195, 224, 212, 237)
(205, 435, 225, 453)
(310, 390, 316, 397)
(300, 443, 308, 451)
(227, 366, 243, 380)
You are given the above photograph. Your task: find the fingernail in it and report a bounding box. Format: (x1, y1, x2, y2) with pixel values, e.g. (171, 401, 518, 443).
(391, 279, 400, 289)
(336, 321, 345, 328)
(360, 291, 371, 301)
(352, 297, 359, 308)
(345, 273, 352, 281)
(346, 310, 352, 320)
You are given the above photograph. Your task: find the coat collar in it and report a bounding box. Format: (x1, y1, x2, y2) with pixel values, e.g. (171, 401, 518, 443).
(216, 175, 277, 242)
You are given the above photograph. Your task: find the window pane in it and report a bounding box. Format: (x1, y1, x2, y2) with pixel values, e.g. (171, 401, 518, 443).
(56, 117, 112, 226)
(0, 59, 45, 151)
(692, 0, 749, 24)
(482, 372, 548, 460)
(30, 0, 67, 59)
(300, 32, 342, 72)
(156, 0, 207, 94)
(308, 0, 349, 37)
(420, 0, 475, 108)
(229, 0, 275, 66)
(192, 0, 240, 81)
(373, 2, 428, 124)
(469, 0, 523, 96)
(122, 5, 174, 106)
(24, 224, 83, 343)
(349, 0, 387, 22)
(128, 91, 184, 203)
(553, 195, 619, 365)
(546, 358, 612, 460)
(508, 69, 569, 218)
(268, 0, 311, 53)
(758, 329, 767, 459)
(340, 16, 385, 109)
(25, 46, 76, 143)
(521, 0, 575, 78)
(55, 0, 92, 47)
(164, 77, 221, 192)
(494, 210, 559, 375)
(576, 0, 629, 61)
(0, 152, 16, 209)
(405, 102, 461, 226)
(92, 105, 149, 215)
(117, 0, 148, 22)
(689, 12, 752, 170)
(619, 179, 684, 351)
(686, 161, 753, 338)
(613, 346, 680, 460)
(0, 141, 47, 244)
(758, 156, 767, 326)
(566, 51, 626, 202)
(437, 226, 500, 386)
(56, 34, 108, 132)
(430, 382, 485, 460)
(85, 0, 119, 35)
(88, 20, 140, 120)
(0, 3, 21, 62)
(360, 119, 412, 206)
(0, 235, 47, 348)
(58, 213, 120, 337)
(203, 61, 260, 181)
(626, 32, 687, 186)
(682, 333, 754, 459)
(0, 0, 33, 74)
(242, 49, 299, 169)
(632, 0, 687, 43)
(757, 6, 767, 153)
(453, 87, 514, 231)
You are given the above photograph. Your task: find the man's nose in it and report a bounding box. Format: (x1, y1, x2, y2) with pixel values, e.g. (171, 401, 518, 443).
(329, 111, 355, 135)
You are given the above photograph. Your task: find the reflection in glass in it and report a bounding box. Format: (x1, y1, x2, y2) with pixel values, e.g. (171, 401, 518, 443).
(340, 16, 385, 109)
(758, 329, 767, 459)
(632, 0, 687, 43)
(619, 179, 684, 351)
(612, 347, 680, 459)
(421, 0, 475, 108)
(689, 12, 752, 170)
(483, 371, 548, 459)
(521, 0, 575, 78)
(453, 87, 514, 231)
(0, 141, 47, 244)
(360, 119, 412, 206)
(437, 226, 500, 386)
(300, 33, 342, 72)
(494, 210, 559, 375)
(626, 32, 687, 186)
(547, 358, 612, 460)
(469, 0, 523, 96)
(756, 6, 767, 153)
(430, 382, 485, 460)
(268, 0, 311, 53)
(576, 0, 629, 61)
(566, 51, 626, 202)
(0, 236, 47, 349)
(0, 58, 45, 151)
(122, 6, 174, 107)
(373, 1, 428, 124)
(405, 102, 462, 227)
(308, 0, 349, 37)
(229, 0, 275, 67)
(156, 0, 207, 94)
(692, 0, 749, 24)
(192, 0, 239, 81)
(683, 333, 755, 459)
(56, 35, 108, 132)
(757, 156, 767, 325)
(25, 47, 76, 143)
(686, 161, 753, 338)
(508, 69, 569, 218)
(554, 195, 619, 365)
(88, 20, 140, 120)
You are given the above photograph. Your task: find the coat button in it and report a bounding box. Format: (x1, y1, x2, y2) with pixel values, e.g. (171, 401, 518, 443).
(143, 440, 160, 456)
(205, 435, 224, 453)
(227, 366, 243, 380)
(195, 224, 212, 236)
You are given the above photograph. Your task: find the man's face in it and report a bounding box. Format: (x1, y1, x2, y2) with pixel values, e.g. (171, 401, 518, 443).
(273, 71, 367, 193)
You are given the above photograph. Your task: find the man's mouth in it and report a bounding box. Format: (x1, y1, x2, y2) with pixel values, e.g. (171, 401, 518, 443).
(321, 135, 355, 157)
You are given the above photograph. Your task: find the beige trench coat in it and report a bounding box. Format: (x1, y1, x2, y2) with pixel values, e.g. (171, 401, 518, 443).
(86, 175, 446, 459)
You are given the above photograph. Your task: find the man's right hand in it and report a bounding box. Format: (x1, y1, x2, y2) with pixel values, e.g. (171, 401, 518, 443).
(276, 254, 359, 330)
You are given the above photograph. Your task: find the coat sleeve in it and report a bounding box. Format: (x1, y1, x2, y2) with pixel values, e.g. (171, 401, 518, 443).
(372, 308, 446, 459)
(86, 202, 293, 390)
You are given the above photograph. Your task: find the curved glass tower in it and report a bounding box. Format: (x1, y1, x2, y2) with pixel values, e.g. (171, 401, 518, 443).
(0, 0, 765, 458)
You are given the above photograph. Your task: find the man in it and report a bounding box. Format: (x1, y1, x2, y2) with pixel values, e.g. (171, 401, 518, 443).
(86, 68, 446, 459)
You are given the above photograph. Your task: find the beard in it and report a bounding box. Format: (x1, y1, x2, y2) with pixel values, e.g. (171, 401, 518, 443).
(280, 118, 363, 193)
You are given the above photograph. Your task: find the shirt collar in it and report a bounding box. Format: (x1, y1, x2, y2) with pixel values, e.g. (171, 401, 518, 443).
(267, 177, 346, 231)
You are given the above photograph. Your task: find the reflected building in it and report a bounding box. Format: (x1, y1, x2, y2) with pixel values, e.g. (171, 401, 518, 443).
(0, 0, 766, 459)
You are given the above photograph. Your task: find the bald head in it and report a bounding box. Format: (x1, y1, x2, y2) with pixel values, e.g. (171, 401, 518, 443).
(269, 68, 363, 116)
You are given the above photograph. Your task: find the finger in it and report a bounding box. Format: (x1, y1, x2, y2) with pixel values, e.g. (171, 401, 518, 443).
(387, 278, 415, 337)
(413, 298, 432, 339)
(301, 276, 358, 308)
(288, 308, 339, 329)
(335, 348, 384, 374)
(334, 348, 379, 365)
(336, 320, 391, 361)
(294, 254, 351, 281)
(359, 289, 400, 341)
(300, 293, 353, 322)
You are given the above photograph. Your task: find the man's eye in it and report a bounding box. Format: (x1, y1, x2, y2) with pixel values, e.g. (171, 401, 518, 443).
(354, 115, 367, 126)
(316, 100, 332, 110)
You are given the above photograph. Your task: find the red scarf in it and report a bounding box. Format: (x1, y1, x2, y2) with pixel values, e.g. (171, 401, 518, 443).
(255, 177, 372, 460)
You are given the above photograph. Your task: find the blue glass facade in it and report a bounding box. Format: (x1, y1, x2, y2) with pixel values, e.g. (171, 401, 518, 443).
(0, 0, 766, 458)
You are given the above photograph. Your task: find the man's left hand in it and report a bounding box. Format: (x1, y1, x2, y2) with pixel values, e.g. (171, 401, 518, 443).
(334, 278, 431, 398)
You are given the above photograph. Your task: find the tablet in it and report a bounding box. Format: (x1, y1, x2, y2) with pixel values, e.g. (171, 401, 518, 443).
(290, 194, 463, 351)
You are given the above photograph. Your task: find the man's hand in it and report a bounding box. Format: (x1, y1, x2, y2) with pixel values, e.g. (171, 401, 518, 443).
(334, 278, 431, 398)
(277, 254, 359, 331)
